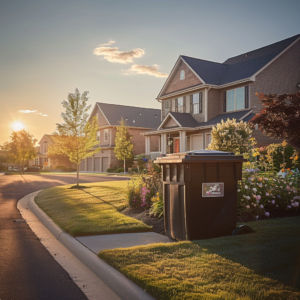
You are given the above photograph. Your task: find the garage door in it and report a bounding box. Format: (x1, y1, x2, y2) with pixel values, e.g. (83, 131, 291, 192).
(94, 158, 100, 172)
(87, 158, 93, 171)
(101, 157, 109, 172)
(79, 160, 85, 171)
(191, 134, 203, 151)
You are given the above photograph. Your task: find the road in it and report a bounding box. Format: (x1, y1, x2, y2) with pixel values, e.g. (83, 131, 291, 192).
(0, 174, 128, 300)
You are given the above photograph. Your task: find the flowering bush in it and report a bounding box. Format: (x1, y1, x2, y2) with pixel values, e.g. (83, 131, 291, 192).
(149, 191, 164, 218)
(207, 118, 256, 153)
(238, 168, 299, 219)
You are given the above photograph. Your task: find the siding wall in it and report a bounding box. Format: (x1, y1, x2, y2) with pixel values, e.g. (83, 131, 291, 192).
(163, 60, 202, 95)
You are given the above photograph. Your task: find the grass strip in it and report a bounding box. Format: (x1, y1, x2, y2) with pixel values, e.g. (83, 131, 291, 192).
(99, 217, 300, 300)
(35, 181, 151, 236)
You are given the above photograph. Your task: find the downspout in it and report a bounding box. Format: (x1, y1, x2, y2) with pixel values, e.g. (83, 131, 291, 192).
(156, 98, 163, 121)
(205, 85, 211, 123)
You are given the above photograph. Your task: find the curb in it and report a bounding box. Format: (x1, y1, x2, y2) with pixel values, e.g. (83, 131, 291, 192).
(28, 191, 154, 300)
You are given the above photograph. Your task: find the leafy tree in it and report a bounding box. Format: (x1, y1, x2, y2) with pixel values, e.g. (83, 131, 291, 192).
(250, 92, 300, 151)
(52, 88, 100, 187)
(207, 118, 255, 154)
(1, 130, 37, 172)
(114, 118, 134, 173)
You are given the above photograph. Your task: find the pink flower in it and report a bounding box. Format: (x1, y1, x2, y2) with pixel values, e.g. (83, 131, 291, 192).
(286, 186, 290, 190)
(265, 212, 270, 217)
(271, 200, 275, 204)
(266, 193, 269, 196)
(260, 204, 264, 209)
(287, 205, 292, 209)
(256, 195, 261, 201)
(246, 205, 250, 209)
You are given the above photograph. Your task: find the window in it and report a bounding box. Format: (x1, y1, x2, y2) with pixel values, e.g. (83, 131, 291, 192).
(205, 134, 212, 149)
(43, 141, 48, 154)
(180, 70, 185, 80)
(35, 158, 38, 165)
(96, 131, 100, 142)
(104, 129, 108, 141)
(177, 97, 184, 113)
(163, 100, 170, 117)
(226, 87, 245, 112)
(192, 93, 199, 114)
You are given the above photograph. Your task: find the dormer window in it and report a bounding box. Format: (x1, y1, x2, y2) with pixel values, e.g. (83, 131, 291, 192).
(180, 70, 185, 80)
(226, 87, 245, 112)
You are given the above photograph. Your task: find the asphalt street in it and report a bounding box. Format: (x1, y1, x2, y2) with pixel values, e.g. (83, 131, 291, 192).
(0, 174, 128, 300)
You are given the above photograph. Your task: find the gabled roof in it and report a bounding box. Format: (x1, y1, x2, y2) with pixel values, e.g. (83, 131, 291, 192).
(159, 34, 300, 97)
(38, 134, 54, 145)
(156, 110, 252, 131)
(96, 103, 161, 129)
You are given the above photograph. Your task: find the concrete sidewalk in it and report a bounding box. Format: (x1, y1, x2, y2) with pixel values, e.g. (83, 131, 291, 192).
(18, 191, 174, 300)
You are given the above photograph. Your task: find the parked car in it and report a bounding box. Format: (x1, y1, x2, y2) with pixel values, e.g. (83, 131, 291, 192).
(13, 167, 18, 171)
(8, 167, 12, 171)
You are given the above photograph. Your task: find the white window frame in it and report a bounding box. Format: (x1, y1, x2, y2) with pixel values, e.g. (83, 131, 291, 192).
(177, 97, 184, 113)
(104, 129, 109, 141)
(226, 87, 245, 112)
(180, 70, 185, 80)
(43, 141, 48, 154)
(163, 100, 170, 117)
(192, 93, 199, 114)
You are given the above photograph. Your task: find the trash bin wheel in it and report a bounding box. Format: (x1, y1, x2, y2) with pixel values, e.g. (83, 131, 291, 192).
(232, 225, 253, 236)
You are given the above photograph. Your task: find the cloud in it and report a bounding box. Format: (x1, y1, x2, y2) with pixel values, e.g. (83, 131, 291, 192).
(99, 40, 116, 46)
(19, 110, 48, 116)
(125, 64, 168, 78)
(93, 44, 145, 64)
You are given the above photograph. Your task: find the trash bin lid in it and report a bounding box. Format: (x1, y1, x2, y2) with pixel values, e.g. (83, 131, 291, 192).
(185, 150, 234, 156)
(154, 149, 245, 164)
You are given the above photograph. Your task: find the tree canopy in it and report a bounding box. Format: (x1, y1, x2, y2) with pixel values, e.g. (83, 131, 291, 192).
(52, 88, 100, 186)
(1, 130, 37, 171)
(114, 118, 133, 172)
(250, 92, 300, 151)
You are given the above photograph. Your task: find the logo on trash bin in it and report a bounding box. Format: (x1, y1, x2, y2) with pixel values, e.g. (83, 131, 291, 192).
(202, 182, 224, 197)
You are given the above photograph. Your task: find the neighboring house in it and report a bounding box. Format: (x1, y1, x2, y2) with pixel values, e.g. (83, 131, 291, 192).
(28, 134, 52, 168)
(79, 103, 161, 172)
(143, 34, 300, 154)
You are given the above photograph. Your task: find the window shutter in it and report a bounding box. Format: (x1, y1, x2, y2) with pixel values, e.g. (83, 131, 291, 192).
(183, 96, 186, 113)
(175, 98, 178, 112)
(223, 91, 227, 112)
(190, 95, 193, 113)
(199, 92, 203, 113)
(245, 86, 249, 108)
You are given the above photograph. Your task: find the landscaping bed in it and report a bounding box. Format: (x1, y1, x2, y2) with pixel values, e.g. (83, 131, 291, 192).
(35, 181, 152, 236)
(99, 216, 300, 300)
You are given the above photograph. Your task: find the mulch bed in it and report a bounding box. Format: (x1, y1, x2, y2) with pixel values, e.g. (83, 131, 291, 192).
(121, 207, 165, 235)
(122, 206, 300, 236)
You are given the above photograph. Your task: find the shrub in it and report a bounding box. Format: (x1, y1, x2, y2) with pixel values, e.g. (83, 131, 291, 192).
(207, 118, 256, 153)
(116, 167, 124, 173)
(107, 167, 118, 173)
(126, 177, 142, 208)
(135, 154, 150, 170)
(149, 191, 163, 218)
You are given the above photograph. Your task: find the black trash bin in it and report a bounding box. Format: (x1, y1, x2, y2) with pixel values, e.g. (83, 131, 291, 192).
(155, 150, 246, 241)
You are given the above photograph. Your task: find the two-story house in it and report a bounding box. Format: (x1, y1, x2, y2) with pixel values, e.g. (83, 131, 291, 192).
(28, 134, 52, 168)
(143, 34, 300, 154)
(79, 102, 161, 172)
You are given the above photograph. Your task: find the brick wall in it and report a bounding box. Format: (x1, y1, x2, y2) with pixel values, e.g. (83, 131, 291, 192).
(164, 60, 202, 95)
(250, 40, 300, 113)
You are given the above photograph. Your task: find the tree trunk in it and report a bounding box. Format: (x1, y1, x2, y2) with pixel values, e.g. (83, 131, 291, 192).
(77, 163, 79, 187)
(124, 158, 126, 174)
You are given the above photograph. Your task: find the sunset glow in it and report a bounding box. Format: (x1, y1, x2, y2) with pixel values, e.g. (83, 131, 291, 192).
(12, 121, 25, 131)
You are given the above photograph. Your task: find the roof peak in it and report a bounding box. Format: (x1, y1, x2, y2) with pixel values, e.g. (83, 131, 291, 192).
(181, 55, 227, 66)
(96, 102, 160, 111)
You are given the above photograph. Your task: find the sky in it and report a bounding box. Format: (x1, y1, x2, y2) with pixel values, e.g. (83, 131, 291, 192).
(0, 0, 299, 144)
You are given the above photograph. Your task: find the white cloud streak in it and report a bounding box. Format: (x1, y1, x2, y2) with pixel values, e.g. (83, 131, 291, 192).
(19, 110, 48, 116)
(99, 40, 116, 46)
(93, 44, 145, 64)
(125, 64, 168, 78)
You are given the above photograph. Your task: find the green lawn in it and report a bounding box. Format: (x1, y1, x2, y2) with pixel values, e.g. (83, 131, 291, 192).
(99, 217, 300, 300)
(35, 181, 151, 236)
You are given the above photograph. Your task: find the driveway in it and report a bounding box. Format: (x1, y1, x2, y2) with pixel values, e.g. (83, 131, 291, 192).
(0, 174, 127, 300)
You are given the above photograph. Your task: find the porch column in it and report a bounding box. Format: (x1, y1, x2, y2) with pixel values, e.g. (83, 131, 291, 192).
(145, 136, 151, 155)
(179, 131, 186, 152)
(161, 134, 167, 154)
(205, 88, 208, 122)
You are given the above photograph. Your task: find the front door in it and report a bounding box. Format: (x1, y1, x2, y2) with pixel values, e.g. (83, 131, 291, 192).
(174, 138, 180, 153)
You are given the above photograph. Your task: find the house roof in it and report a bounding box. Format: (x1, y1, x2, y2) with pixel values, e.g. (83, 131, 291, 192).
(168, 112, 199, 128)
(97, 102, 161, 129)
(38, 134, 54, 145)
(181, 34, 300, 86)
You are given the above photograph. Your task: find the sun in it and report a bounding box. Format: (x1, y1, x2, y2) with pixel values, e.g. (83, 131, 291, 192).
(12, 121, 25, 131)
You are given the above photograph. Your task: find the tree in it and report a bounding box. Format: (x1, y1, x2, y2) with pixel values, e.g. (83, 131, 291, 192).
(1, 130, 37, 172)
(52, 88, 100, 187)
(207, 118, 255, 154)
(114, 118, 134, 173)
(250, 92, 300, 151)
